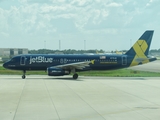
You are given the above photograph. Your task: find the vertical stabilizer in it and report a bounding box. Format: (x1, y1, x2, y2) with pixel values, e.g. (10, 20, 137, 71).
(125, 30, 154, 66)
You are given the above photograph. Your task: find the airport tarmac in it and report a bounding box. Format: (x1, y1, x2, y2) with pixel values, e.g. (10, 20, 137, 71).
(129, 60, 160, 72)
(0, 75, 160, 120)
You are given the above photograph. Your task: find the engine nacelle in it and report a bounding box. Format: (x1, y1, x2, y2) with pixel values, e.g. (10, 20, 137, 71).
(47, 67, 70, 76)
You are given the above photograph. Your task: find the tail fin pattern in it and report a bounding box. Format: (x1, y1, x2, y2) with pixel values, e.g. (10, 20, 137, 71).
(125, 30, 154, 66)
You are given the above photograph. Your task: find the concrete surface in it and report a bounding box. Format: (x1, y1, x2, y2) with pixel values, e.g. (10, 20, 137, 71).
(129, 60, 160, 72)
(0, 75, 160, 120)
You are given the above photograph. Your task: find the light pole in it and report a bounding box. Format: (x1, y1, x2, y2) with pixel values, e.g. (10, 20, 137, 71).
(59, 40, 61, 50)
(84, 40, 86, 50)
(44, 40, 46, 49)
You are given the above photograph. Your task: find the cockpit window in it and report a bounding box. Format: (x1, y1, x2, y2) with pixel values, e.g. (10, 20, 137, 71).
(10, 58, 16, 62)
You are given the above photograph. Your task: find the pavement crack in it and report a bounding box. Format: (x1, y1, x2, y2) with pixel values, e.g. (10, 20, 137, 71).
(43, 80, 61, 120)
(13, 80, 26, 120)
(62, 81, 106, 120)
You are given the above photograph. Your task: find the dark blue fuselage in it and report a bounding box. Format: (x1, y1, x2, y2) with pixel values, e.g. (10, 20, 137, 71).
(3, 54, 131, 71)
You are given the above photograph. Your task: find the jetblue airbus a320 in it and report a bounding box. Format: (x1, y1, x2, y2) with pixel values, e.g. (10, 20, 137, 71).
(3, 30, 157, 79)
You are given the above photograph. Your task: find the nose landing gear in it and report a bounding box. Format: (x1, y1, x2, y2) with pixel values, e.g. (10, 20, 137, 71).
(22, 70, 26, 79)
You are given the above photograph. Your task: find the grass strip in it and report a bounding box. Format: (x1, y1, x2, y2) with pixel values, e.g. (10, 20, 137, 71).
(0, 66, 160, 77)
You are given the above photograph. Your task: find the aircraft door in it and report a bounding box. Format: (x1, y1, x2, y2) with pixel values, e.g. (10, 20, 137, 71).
(60, 58, 67, 64)
(20, 56, 26, 65)
(122, 55, 127, 65)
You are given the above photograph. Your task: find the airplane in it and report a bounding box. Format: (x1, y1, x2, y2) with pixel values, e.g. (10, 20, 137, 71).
(3, 30, 157, 79)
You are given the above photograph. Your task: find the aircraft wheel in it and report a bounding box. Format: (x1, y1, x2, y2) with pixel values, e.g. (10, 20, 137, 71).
(73, 73, 78, 79)
(22, 70, 26, 79)
(22, 75, 26, 79)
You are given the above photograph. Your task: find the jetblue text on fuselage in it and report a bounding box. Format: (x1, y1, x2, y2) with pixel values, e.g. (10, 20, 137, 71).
(29, 56, 53, 64)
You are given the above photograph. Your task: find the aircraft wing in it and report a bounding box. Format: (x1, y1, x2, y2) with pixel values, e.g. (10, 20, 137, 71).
(51, 61, 93, 70)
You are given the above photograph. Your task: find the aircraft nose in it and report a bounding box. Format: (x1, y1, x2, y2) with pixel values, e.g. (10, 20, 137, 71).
(3, 62, 8, 68)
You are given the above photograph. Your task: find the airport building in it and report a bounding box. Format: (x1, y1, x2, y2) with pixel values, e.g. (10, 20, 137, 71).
(0, 48, 28, 57)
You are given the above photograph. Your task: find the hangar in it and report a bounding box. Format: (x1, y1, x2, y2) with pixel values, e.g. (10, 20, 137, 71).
(0, 48, 28, 61)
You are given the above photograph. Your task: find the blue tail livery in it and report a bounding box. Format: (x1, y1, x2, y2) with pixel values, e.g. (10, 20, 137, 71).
(3, 30, 157, 79)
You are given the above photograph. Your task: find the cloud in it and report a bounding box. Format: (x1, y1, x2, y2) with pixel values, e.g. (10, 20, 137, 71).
(19, 0, 52, 4)
(1, 0, 160, 50)
(0, 1, 143, 35)
(146, 0, 153, 6)
(70, 0, 93, 7)
(106, 2, 123, 7)
(18, 1, 111, 33)
(0, 1, 127, 38)
(0, 32, 9, 37)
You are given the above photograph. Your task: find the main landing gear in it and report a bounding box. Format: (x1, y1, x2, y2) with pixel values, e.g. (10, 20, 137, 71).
(73, 73, 78, 79)
(71, 68, 78, 79)
(22, 70, 26, 79)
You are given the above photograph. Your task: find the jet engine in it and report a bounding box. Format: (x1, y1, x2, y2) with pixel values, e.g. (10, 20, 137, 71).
(47, 67, 70, 76)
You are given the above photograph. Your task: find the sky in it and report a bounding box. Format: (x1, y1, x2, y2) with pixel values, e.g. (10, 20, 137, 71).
(0, 0, 160, 51)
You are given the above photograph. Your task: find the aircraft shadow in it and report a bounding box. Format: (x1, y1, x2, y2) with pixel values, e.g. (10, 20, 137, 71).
(44, 77, 83, 81)
(1, 77, 83, 81)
